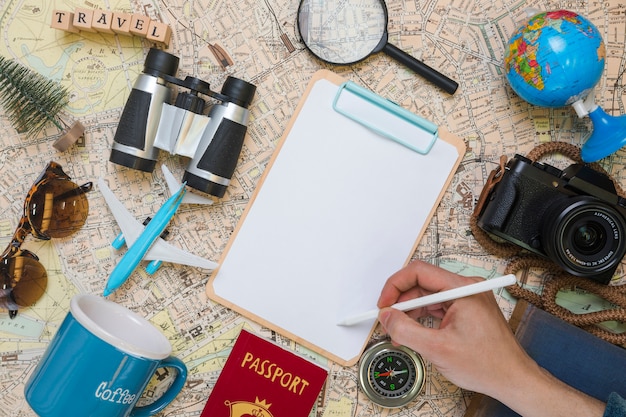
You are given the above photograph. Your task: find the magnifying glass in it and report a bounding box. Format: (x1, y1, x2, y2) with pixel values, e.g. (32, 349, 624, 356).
(297, 0, 458, 94)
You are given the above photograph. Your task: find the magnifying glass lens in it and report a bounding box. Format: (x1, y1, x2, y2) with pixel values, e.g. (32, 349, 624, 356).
(297, 0, 458, 94)
(298, 0, 387, 64)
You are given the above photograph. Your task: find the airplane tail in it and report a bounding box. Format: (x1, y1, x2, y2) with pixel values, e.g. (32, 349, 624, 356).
(162, 165, 214, 205)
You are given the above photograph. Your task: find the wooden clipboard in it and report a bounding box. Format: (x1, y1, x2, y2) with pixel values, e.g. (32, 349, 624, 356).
(207, 70, 465, 366)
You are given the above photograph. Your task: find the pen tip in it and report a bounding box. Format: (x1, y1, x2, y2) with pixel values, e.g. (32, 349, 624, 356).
(103, 288, 111, 297)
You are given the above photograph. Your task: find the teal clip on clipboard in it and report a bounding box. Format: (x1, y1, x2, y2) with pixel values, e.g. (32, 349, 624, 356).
(208, 70, 465, 366)
(333, 81, 438, 154)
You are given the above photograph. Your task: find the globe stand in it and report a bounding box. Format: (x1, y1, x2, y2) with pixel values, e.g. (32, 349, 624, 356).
(572, 93, 626, 162)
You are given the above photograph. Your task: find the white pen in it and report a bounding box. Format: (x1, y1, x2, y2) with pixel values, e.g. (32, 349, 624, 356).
(337, 274, 517, 326)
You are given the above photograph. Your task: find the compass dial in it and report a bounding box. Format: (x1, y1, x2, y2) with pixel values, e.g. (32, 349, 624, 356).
(358, 340, 425, 408)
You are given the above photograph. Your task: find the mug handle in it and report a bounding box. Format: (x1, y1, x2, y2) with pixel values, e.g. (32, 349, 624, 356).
(130, 356, 188, 417)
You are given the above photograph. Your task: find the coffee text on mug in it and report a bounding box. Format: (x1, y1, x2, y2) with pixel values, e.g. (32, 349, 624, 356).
(95, 382, 138, 404)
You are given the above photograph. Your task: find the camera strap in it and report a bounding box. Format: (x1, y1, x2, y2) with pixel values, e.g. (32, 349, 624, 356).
(471, 141, 626, 347)
(504, 255, 626, 345)
(473, 154, 507, 220)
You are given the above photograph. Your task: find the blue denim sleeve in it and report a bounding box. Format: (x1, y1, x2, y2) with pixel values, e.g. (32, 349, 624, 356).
(603, 393, 626, 417)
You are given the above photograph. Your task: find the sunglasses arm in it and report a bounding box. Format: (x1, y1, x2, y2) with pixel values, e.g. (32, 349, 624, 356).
(53, 181, 93, 201)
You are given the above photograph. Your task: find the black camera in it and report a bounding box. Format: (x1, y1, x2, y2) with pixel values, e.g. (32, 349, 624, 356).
(475, 154, 626, 284)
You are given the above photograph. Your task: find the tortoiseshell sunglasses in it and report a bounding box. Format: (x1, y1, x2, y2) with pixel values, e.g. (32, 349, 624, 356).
(1, 162, 92, 319)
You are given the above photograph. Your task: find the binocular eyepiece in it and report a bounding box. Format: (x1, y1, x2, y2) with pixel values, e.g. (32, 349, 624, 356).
(110, 48, 256, 198)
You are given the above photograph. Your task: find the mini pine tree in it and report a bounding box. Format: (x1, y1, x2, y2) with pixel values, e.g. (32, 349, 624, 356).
(0, 55, 69, 137)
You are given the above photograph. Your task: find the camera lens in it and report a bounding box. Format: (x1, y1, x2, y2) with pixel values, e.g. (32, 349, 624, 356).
(573, 223, 604, 254)
(542, 197, 626, 277)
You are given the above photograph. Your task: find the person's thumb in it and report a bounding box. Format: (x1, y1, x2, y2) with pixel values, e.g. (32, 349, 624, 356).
(378, 307, 435, 352)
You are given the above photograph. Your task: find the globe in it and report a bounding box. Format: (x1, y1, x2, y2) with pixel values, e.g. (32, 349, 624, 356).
(504, 10, 606, 108)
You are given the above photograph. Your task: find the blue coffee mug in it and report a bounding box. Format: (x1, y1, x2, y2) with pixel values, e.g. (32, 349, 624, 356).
(24, 294, 187, 417)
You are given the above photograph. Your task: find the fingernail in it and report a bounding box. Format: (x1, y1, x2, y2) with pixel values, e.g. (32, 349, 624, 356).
(378, 309, 390, 328)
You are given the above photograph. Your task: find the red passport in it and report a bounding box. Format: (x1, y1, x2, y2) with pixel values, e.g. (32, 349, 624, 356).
(200, 329, 328, 417)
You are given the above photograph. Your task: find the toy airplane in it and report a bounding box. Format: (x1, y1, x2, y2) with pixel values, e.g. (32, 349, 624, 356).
(99, 165, 218, 296)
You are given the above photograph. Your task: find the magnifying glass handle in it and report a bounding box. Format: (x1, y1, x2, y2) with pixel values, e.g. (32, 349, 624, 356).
(383, 43, 458, 94)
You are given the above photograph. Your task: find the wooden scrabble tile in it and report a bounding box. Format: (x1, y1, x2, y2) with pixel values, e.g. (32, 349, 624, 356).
(111, 12, 132, 35)
(92, 10, 114, 33)
(146, 21, 172, 46)
(50, 10, 79, 33)
(73, 8, 97, 32)
(129, 14, 150, 37)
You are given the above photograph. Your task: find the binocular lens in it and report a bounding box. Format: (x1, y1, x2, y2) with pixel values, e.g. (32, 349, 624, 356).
(221, 77, 257, 108)
(143, 48, 179, 77)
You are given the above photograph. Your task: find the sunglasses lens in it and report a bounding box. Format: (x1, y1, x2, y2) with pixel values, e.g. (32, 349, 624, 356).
(28, 179, 89, 238)
(4, 256, 47, 307)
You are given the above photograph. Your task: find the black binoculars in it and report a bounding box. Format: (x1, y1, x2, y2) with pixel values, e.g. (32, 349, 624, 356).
(110, 48, 256, 198)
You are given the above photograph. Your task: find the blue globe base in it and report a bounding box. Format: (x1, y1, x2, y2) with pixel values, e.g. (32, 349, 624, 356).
(580, 106, 626, 162)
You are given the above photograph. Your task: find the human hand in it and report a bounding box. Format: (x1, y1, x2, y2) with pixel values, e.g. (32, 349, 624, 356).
(376, 260, 534, 397)
(376, 260, 605, 417)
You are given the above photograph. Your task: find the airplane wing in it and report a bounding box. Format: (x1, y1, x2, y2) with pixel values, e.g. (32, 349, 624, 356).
(98, 177, 145, 247)
(141, 238, 218, 270)
(97, 177, 218, 271)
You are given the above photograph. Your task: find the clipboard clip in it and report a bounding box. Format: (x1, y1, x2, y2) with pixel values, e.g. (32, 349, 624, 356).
(332, 81, 438, 154)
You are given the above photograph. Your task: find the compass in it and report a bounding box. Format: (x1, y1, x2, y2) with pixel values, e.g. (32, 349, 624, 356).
(358, 340, 425, 408)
